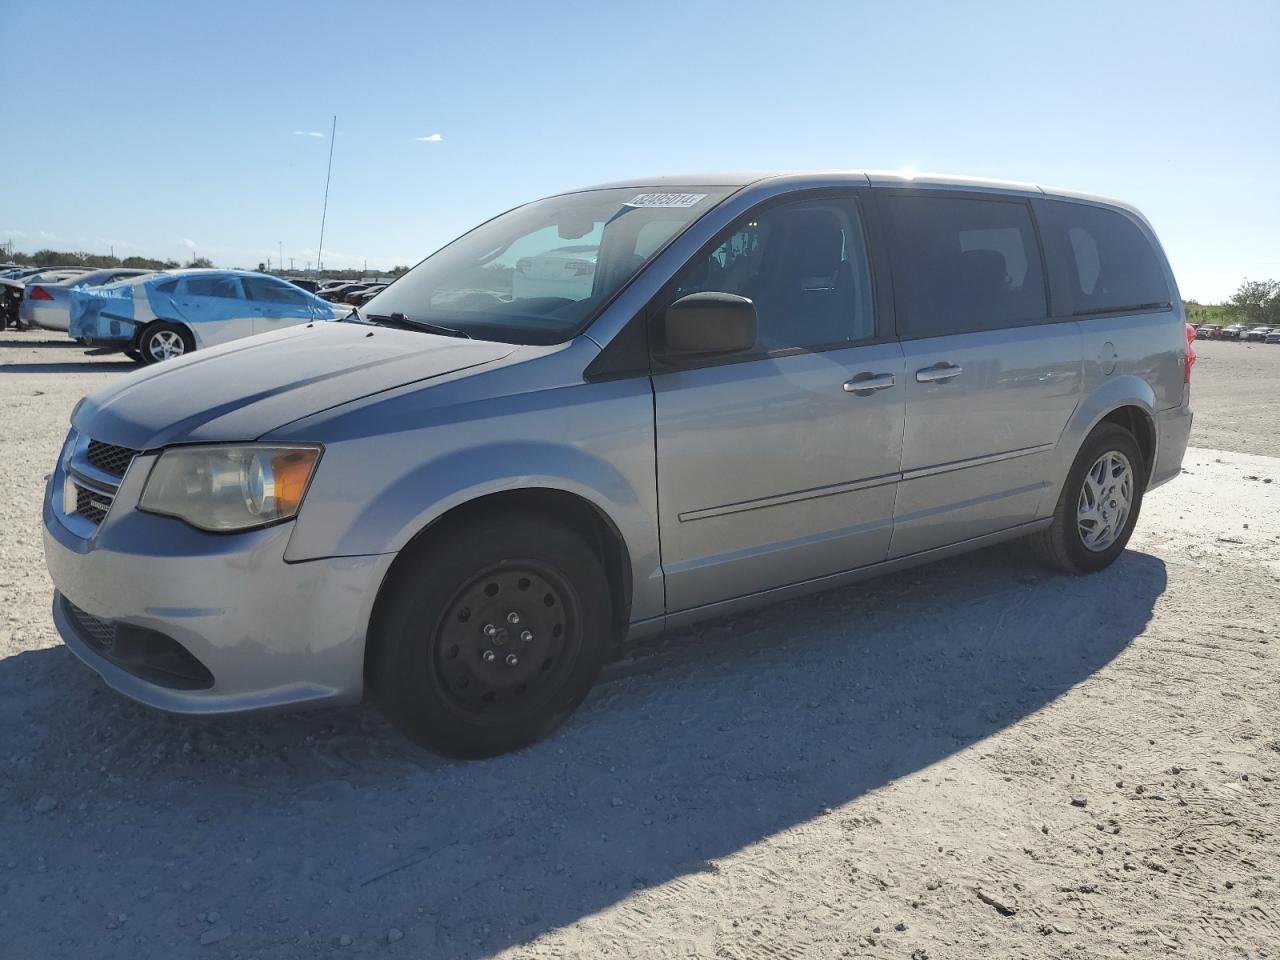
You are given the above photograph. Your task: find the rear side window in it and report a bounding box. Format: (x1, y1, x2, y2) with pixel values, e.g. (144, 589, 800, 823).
(243, 277, 310, 305)
(1038, 200, 1170, 316)
(183, 276, 241, 299)
(883, 194, 1047, 337)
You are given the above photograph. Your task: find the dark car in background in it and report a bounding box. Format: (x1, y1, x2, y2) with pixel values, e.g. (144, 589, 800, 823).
(344, 282, 387, 304)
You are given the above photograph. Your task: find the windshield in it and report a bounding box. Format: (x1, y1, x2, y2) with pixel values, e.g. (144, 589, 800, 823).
(363, 186, 734, 344)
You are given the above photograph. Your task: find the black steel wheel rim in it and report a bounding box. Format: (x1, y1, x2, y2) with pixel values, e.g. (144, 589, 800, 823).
(430, 561, 582, 720)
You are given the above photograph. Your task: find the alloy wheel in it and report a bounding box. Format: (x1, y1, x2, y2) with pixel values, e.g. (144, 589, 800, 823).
(1076, 450, 1134, 552)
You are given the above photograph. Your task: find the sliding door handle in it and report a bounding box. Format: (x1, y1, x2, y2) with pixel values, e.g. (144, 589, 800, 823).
(915, 362, 963, 383)
(843, 372, 896, 394)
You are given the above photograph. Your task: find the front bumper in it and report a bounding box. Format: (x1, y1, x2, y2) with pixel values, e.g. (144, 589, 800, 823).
(43, 455, 394, 714)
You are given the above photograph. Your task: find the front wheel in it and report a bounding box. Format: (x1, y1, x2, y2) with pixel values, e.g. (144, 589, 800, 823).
(370, 515, 612, 758)
(138, 322, 194, 364)
(1030, 422, 1146, 574)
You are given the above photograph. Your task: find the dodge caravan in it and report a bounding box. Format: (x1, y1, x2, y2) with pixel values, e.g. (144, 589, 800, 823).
(43, 172, 1194, 757)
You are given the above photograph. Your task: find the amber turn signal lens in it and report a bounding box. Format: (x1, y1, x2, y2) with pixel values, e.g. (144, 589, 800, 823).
(271, 449, 320, 514)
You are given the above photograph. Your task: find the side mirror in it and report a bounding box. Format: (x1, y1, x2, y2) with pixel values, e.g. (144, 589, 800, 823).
(659, 292, 756, 360)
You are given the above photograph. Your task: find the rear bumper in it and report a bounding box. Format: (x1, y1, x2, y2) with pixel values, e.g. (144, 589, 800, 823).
(1149, 403, 1193, 491)
(21, 301, 69, 331)
(43, 468, 395, 715)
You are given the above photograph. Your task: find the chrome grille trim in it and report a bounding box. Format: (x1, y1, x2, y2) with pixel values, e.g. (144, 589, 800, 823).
(59, 432, 129, 532)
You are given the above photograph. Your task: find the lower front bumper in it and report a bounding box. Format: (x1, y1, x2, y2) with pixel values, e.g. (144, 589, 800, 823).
(44, 491, 395, 715)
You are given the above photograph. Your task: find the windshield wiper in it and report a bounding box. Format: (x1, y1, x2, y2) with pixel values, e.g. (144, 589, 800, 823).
(364, 312, 471, 339)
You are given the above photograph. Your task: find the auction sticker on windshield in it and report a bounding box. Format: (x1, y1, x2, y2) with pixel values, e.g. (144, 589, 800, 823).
(625, 193, 707, 208)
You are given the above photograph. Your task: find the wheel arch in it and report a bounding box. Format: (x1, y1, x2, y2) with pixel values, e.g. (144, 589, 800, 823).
(363, 485, 634, 684)
(1059, 376, 1158, 480)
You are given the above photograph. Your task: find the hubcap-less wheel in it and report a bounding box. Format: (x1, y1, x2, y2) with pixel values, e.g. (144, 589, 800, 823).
(433, 564, 580, 717)
(1076, 450, 1133, 552)
(147, 329, 186, 361)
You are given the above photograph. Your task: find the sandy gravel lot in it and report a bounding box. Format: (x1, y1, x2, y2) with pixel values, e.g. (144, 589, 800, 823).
(1, 331, 1277, 959)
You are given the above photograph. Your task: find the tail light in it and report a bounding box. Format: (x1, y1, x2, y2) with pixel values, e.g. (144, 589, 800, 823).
(28, 286, 54, 301)
(1184, 322, 1197, 383)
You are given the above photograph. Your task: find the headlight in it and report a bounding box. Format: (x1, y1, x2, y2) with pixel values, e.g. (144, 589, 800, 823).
(139, 444, 321, 532)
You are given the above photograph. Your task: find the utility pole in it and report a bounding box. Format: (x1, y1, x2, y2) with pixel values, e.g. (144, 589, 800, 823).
(279, 241, 283, 274)
(289, 257, 295, 272)
(315, 114, 337, 280)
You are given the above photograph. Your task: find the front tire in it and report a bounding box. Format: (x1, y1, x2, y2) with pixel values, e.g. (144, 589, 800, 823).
(370, 515, 612, 758)
(1030, 422, 1146, 574)
(138, 322, 194, 364)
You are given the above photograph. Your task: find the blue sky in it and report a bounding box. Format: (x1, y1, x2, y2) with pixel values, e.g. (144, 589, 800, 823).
(2, 0, 1277, 301)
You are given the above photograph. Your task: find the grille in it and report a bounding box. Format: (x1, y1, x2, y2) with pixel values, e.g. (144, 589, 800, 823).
(75, 484, 113, 525)
(64, 600, 116, 652)
(85, 440, 137, 478)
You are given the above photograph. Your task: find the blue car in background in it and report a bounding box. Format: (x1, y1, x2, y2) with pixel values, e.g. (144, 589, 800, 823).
(70, 269, 339, 363)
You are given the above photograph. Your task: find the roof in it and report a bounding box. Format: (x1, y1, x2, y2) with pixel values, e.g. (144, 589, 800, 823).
(569, 170, 1138, 216)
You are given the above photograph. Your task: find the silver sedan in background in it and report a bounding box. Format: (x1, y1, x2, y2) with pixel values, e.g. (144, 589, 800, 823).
(20, 268, 155, 332)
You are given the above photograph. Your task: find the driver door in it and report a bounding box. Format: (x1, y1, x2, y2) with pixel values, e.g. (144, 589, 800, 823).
(651, 194, 906, 613)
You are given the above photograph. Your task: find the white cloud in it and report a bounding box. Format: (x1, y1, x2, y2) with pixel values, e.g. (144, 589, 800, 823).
(293, 130, 325, 138)
(414, 133, 444, 142)
(180, 238, 198, 250)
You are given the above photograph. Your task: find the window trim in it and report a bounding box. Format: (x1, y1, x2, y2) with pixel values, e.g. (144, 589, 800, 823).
(875, 188, 1054, 342)
(644, 187, 890, 374)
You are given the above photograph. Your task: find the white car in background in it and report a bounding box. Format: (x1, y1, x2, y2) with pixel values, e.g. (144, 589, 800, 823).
(511, 245, 598, 301)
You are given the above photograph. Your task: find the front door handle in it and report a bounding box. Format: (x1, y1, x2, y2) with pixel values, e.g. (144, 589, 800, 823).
(843, 372, 896, 394)
(915, 362, 963, 383)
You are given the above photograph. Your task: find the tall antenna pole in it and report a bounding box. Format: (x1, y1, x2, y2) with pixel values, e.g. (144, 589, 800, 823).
(315, 114, 337, 279)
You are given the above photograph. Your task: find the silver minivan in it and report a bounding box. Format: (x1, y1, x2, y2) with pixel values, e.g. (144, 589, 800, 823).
(43, 172, 1194, 756)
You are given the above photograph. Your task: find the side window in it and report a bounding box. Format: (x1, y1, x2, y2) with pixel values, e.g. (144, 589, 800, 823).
(669, 196, 874, 352)
(183, 275, 242, 299)
(883, 194, 1047, 337)
(243, 277, 309, 305)
(152, 278, 179, 294)
(1038, 201, 1171, 316)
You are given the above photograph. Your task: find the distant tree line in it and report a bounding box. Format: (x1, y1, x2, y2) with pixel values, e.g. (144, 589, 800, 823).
(5, 249, 410, 280)
(6, 249, 208, 271)
(1188, 278, 1280, 326)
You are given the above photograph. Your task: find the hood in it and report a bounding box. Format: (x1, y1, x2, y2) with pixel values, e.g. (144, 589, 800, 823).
(74, 321, 513, 450)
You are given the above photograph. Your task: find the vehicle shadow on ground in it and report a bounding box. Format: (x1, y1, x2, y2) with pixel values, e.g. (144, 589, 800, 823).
(2, 545, 1166, 958)
(0, 359, 136, 373)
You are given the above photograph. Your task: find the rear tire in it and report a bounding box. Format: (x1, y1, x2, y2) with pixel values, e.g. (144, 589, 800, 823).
(138, 322, 194, 364)
(370, 515, 612, 758)
(1030, 422, 1146, 574)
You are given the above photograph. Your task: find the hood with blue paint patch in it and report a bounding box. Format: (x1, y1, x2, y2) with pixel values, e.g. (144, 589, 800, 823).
(73, 321, 513, 449)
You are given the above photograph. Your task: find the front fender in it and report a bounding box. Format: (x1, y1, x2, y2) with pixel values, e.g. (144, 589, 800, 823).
(280, 373, 662, 622)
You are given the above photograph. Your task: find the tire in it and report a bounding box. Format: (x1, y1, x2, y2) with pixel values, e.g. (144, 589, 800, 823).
(370, 515, 612, 758)
(124, 349, 144, 363)
(1030, 422, 1146, 574)
(138, 322, 194, 364)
